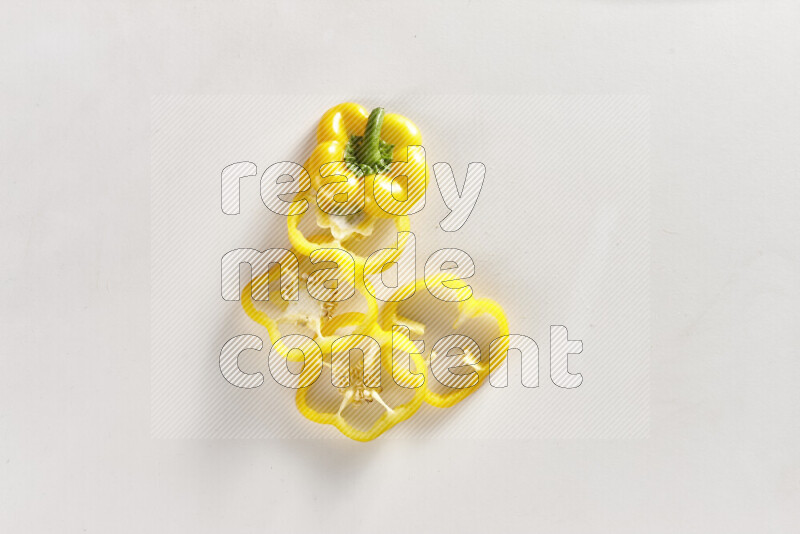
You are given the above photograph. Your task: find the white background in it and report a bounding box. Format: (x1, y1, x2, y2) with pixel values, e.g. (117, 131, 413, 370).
(1, 1, 799, 532)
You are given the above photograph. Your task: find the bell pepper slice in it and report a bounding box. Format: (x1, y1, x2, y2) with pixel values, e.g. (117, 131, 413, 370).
(295, 323, 428, 441)
(286, 196, 411, 276)
(379, 274, 510, 408)
(240, 238, 379, 362)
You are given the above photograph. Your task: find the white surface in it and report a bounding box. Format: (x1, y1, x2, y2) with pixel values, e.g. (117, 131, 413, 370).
(1, 1, 799, 532)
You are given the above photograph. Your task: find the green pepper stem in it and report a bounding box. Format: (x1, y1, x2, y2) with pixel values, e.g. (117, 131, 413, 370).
(356, 107, 386, 167)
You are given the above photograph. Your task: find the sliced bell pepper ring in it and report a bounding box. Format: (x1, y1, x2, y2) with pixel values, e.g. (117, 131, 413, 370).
(286, 195, 412, 276)
(378, 274, 510, 409)
(240, 239, 379, 362)
(295, 321, 428, 441)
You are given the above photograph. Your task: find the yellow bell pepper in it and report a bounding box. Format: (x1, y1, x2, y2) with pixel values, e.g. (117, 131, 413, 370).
(308, 103, 427, 220)
(286, 197, 412, 276)
(240, 240, 379, 362)
(295, 320, 428, 442)
(239, 103, 511, 442)
(379, 274, 510, 409)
